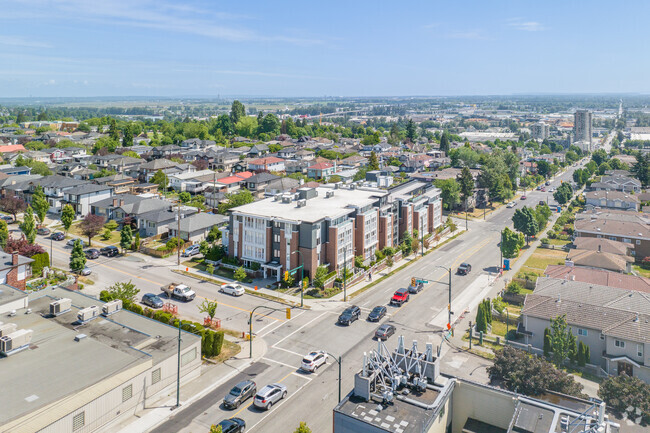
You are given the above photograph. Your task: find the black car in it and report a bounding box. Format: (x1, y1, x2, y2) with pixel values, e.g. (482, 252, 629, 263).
(367, 306, 387, 322)
(85, 249, 100, 259)
(100, 246, 119, 257)
(51, 232, 65, 241)
(223, 380, 256, 409)
(338, 305, 361, 325)
(375, 324, 396, 340)
(37, 227, 51, 236)
(215, 417, 246, 433)
(457, 263, 472, 275)
(141, 293, 164, 309)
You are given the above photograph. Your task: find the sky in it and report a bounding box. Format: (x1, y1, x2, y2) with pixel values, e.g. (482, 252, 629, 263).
(2, 0, 650, 98)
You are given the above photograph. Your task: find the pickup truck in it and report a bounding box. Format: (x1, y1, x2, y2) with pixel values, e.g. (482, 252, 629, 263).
(160, 283, 196, 302)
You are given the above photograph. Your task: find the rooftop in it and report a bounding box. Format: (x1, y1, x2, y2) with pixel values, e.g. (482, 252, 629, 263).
(544, 264, 650, 293)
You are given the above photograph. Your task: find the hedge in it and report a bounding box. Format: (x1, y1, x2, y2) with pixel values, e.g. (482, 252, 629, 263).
(31, 252, 50, 277)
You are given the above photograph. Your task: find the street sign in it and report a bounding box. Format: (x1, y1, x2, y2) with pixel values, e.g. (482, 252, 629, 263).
(416, 279, 429, 284)
(290, 269, 297, 276)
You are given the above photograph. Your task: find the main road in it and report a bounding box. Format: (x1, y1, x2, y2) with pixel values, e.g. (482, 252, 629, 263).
(146, 161, 583, 433)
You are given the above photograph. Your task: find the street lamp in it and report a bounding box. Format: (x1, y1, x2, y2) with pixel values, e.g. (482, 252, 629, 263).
(291, 250, 304, 307)
(434, 265, 453, 330)
(248, 305, 287, 358)
(325, 352, 342, 403)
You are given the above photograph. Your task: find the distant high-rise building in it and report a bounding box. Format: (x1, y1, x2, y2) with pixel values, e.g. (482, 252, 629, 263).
(531, 122, 550, 140)
(574, 109, 592, 144)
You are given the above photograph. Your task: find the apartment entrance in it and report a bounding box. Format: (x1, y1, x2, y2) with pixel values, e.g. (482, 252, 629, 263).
(617, 361, 633, 377)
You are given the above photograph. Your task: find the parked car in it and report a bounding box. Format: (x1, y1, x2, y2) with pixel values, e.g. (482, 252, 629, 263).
(100, 246, 119, 257)
(223, 380, 256, 409)
(535, 186, 541, 191)
(141, 293, 164, 309)
(51, 232, 65, 241)
(80, 267, 92, 276)
(253, 383, 287, 410)
(300, 350, 327, 372)
(84, 249, 100, 259)
(67, 238, 86, 247)
(520, 195, 527, 200)
(338, 305, 361, 325)
(539, 200, 546, 206)
(37, 227, 51, 236)
(390, 288, 410, 306)
(214, 417, 246, 433)
(182, 244, 200, 257)
(1, 215, 15, 224)
(375, 324, 396, 340)
(457, 262, 472, 275)
(506, 201, 516, 208)
(549, 187, 555, 192)
(367, 305, 387, 322)
(220, 283, 245, 297)
(540, 187, 546, 192)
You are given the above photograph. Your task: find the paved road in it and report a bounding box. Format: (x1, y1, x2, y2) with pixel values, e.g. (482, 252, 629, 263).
(150, 164, 584, 433)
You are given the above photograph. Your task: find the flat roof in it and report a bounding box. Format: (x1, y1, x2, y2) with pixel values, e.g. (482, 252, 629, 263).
(0, 283, 28, 308)
(232, 186, 387, 223)
(0, 286, 200, 426)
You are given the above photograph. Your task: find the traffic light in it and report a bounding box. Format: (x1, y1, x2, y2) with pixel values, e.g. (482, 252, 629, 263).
(286, 307, 291, 319)
(411, 277, 416, 287)
(303, 279, 308, 290)
(284, 271, 289, 281)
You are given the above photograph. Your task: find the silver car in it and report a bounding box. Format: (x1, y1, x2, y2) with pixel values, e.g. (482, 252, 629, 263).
(253, 383, 287, 410)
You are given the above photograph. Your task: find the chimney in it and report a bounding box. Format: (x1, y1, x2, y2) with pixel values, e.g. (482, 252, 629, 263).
(12, 252, 18, 265)
(598, 244, 601, 253)
(120, 199, 124, 206)
(112, 198, 118, 207)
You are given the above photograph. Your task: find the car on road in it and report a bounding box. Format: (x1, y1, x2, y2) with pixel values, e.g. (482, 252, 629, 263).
(338, 305, 361, 325)
(51, 232, 65, 241)
(520, 195, 527, 200)
(374, 324, 396, 340)
(1, 215, 15, 224)
(100, 246, 119, 257)
(84, 248, 100, 259)
(549, 187, 555, 192)
(37, 227, 51, 236)
(367, 305, 387, 322)
(540, 187, 546, 192)
(506, 201, 516, 208)
(161, 283, 196, 302)
(253, 383, 287, 410)
(535, 186, 541, 191)
(223, 380, 256, 409)
(80, 267, 92, 276)
(301, 350, 327, 372)
(220, 283, 245, 297)
(181, 244, 200, 257)
(539, 200, 546, 206)
(214, 417, 246, 433)
(67, 238, 86, 247)
(545, 181, 551, 186)
(141, 293, 164, 309)
(408, 281, 423, 293)
(457, 262, 472, 275)
(390, 288, 410, 306)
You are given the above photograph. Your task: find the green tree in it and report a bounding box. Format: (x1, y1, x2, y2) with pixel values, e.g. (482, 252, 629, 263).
(313, 265, 329, 289)
(151, 170, 169, 191)
(512, 207, 538, 245)
(598, 375, 650, 423)
(206, 226, 221, 243)
(406, 119, 417, 142)
(435, 178, 461, 210)
(631, 153, 650, 187)
(294, 422, 312, 433)
(0, 220, 8, 249)
(61, 204, 75, 233)
(31, 186, 49, 225)
(69, 239, 87, 272)
(230, 100, 246, 124)
(534, 203, 552, 231)
(543, 328, 552, 358)
(475, 302, 488, 333)
(598, 162, 611, 175)
(553, 182, 573, 205)
(198, 299, 218, 321)
(199, 240, 210, 257)
(577, 341, 586, 367)
(106, 281, 139, 302)
(368, 151, 380, 171)
(458, 166, 474, 212)
(536, 160, 551, 178)
(120, 225, 133, 253)
(19, 206, 36, 244)
(501, 227, 525, 258)
(260, 113, 280, 134)
(109, 118, 119, 141)
(439, 131, 450, 153)
(235, 117, 258, 137)
(568, 331, 578, 365)
(178, 191, 191, 203)
(550, 315, 572, 367)
(122, 124, 133, 147)
(234, 266, 247, 282)
(218, 189, 254, 214)
(446, 216, 457, 232)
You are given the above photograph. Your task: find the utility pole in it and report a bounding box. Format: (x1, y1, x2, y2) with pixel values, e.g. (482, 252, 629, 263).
(500, 229, 504, 271)
(175, 318, 181, 409)
(292, 250, 304, 307)
(343, 247, 347, 302)
(177, 203, 181, 266)
(50, 236, 53, 267)
(421, 218, 424, 257)
(447, 267, 452, 330)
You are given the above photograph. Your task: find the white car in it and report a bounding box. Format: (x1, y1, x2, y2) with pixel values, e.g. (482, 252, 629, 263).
(220, 283, 245, 297)
(300, 350, 327, 372)
(506, 201, 516, 208)
(549, 187, 555, 192)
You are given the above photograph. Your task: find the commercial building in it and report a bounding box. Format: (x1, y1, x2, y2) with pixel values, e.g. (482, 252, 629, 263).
(224, 181, 442, 281)
(0, 285, 201, 433)
(333, 337, 619, 433)
(574, 109, 593, 146)
(531, 122, 550, 140)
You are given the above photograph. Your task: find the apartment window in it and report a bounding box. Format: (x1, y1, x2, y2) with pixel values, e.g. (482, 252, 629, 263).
(152, 368, 161, 384)
(636, 240, 641, 245)
(600, 333, 605, 340)
(623, 238, 631, 243)
(577, 328, 588, 337)
(73, 412, 85, 431)
(181, 347, 197, 367)
(638, 344, 644, 358)
(610, 236, 617, 241)
(122, 384, 133, 402)
(274, 234, 280, 243)
(615, 340, 625, 348)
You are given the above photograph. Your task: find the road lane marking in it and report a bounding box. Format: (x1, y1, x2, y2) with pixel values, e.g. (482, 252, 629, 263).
(271, 346, 305, 358)
(271, 312, 328, 348)
(262, 356, 296, 369)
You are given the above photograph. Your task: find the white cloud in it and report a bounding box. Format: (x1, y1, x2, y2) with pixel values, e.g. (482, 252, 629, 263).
(0, 35, 51, 48)
(507, 18, 545, 32)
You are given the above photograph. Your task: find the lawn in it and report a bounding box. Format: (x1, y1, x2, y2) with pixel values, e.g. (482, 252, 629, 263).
(520, 249, 566, 273)
(633, 264, 650, 278)
(67, 222, 121, 246)
(212, 339, 241, 363)
(548, 239, 571, 246)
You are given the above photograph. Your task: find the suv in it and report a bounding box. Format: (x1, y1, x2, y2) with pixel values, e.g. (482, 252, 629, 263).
(182, 244, 200, 257)
(253, 384, 287, 410)
(51, 232, 65, 241)
(390, 288, 410, 306)
(223, 380, 256, 409)
(338, 306, 361, 325)
(457, 263, 472, 275)
(301, 351, 327, 372)
(367, 306, 387, 322)
(141, 293, 164, 309)
(100, 246, 119, 257)
(84, 248, 100, 259)
(214, 418, 246, 433)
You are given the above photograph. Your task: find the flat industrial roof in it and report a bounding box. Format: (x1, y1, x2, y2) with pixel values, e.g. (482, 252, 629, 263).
(0, 283, 28, 308)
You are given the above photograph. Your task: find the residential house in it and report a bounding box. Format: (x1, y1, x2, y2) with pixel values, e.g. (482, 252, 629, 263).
(93, 174, 137, 195)
(168, 212, 227, 243)
(284, 160, 310, 175)
(590, 175, 641, 193)
(565, 248, 633, 273)
(0, 144, 26, 154)
(151, 144, 182, 158)
(246, 173, 281, 196)
(248, 143, 269, 157)
(180, 138, 216, 149)
(585, 190, 639, 211)
(572, 237, 633, 256)
(399, 160, 425, 173)
(91, 194, 148, 220)
(544, 264, 650, 292)
(0, 251, 33, 290)
(295, 149, 315, 161)
(92, 195, 172, 226)
(213, 151, 241, 172)
(277, 147, 297, 159)
(138, 207, 196, 237)
(248, 156, 285, 173)
(138, 159, 182, 182)
(27, 175, 88, 213)
(340, 155, 368, 168)
(0, 165, 32, 176)
(307, 162, 335, 180)
(521, 277, 650, 383)
(0, 175, 42, 199)
(168, 169, 216, 193)
(263, 177, 300, 197)
(63, 184, 114, 216)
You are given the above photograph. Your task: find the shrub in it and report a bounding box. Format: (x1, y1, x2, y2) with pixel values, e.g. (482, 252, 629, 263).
(101, 228, 112, 240)
(212, 330, 224, 356)
(249, 262, 261, 271)
(234, 266, 247, 282)
(104, 220, 118, 231)
(506, 281, 523, 294)
(202, 331, 214, 357)
(31, 252, 50, 277)
(206, 264, 215, 274)
(598, 374, 650, 423)
(540, 238, 549, 245)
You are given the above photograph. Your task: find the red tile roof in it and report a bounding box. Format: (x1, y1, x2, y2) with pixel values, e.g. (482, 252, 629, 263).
(308, 162, 333, 170)
(235, 171, 253, 179)
(248, 156, 284, 165)
(544, 264, 650, 293)
(0, 144, 26, 153)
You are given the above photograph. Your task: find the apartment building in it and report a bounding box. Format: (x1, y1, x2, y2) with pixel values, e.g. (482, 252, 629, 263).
(574, 109, 592, 145)
(531, 121, 550, 140)
(225, 181, 442, 281)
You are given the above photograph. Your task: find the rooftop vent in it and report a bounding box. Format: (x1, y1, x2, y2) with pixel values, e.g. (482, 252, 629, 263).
(50, 298, 72, 316)
(326, 191, 335, 198)
(282, 194, 292, 204)
(74, 334, 87, 342)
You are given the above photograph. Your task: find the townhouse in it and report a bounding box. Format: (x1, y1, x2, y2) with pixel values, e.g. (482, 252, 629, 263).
(585, 190, 639, 211)
(574, 217, 650, 259)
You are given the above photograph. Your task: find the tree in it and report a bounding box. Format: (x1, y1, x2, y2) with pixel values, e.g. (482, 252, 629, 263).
(109, 118, 119, 141)
(598, 375, 650, 423)
(550, 315, 572, 367)
(598, 162, 611, 175)
(235, 117, 258, 137)
(501, 227, 525, 258)
(577, 341, 586, 367)
(69, 239, 87, 272)
(406, 118, 417, 142)
(534, 203, 552, 231)
(458, 166, 474, 212)
(313, 265, 329, 289)
(536, 160, 551, 178)
(259, 113, 280, 134)
(133, 232, 140, 251)
(475, 302, 488, 333)
(61, 204, 75, 233)
(178, 192, 191, 203)
(120, 225, 133, 253)
(572, 168, 589, 187)
(446, 216, 457, 232)
(80, 213, 105, 246)
(543, 328, 552, 358)
(166, 237, 182, 251)
(151, 170, 169, 191)
(19, 206, 36, 244)
(106, 281, 139, 302)
(234, 266, 247, 282)
(553, 182, 573, 205)
(31, 186, 49, 225)
(439, 131, 450, 154)
(631, 153, 650, 187)
(218, 189, 254, 214)
(230, 100, 246, 124)
(4, 236, 45, 257)
(198, 299, 218, 321)
(591, 149, 608, 166)
(199, 240, 210, 257)
(512, 207, 538, 245)
(294, 422, 312, 433)
(368, 151, 380, 171)
(568, 331, 578, 365)
(435, 179, 461, 210)
(0, 220, 7, 249)
(206, 226, 221, 243)
(0, 196, 27, 220)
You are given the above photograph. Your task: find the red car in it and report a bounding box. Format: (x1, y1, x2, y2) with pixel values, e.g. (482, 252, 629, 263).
(390, 288, 410, 306)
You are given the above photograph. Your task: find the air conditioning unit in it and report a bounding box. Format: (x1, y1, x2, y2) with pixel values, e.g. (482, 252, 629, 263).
(282, 195, 292, 204)
(50, 298, 72, 316)
(0, 322, 17, 337)
(77, 305, 100, 323)
(102, 299, 122, 316)
(296, 199, 307, 208)
(326, 191, 335, 198)
(0, 329, 33, 355)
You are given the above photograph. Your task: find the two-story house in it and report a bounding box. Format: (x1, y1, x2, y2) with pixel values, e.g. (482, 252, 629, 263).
(248, 156, 285, 173)
(27, 175, 88, 213)
(63, 184, 114, 216)
(307, 162, 335, 180)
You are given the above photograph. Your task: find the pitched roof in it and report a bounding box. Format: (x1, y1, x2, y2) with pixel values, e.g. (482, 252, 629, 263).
(574, 218, 650, 239)
(140, 208, 196, 223)
(169, 212, 226, 232)
(585, 190, 639, 203)
(572, 237, 632, 256)
(308, 162, 333, 170)
(248, 156, 284, 165)
(138, 159, 180, 170)
(64, 184, 113, 195)
(0, 144, 27, 153)
(31, 175, 87, 189)
(264, 177, 299, 192)
(566, 249, 632, 272)
(247, 173, 280, 183)
(544, 264, 650, 293)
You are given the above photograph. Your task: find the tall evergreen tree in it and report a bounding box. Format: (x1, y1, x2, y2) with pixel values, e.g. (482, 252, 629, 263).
(458, 166, 475, 212)
(120, 225, 133, 253)
(550, 315, 572, 367)
(543, 328, 552, 358)
(230, 100, 246, 124)
(109, 118, 119, 141)
(61, 204, 75, 233)
(0, 220, 8, 250)
(69, 239, 87, 272)
(31, 186, 49, 225)
(406, 118, 417, 142)
(368, 151, 380, 171)
(631, 153, 650, 187)
(19, 206, 36, 244)
(512, 207, 538, 245)
(439, 131, 450, 154)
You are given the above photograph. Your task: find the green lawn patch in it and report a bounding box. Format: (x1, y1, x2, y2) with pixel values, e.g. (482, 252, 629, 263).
(633, 264, 650, 278)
